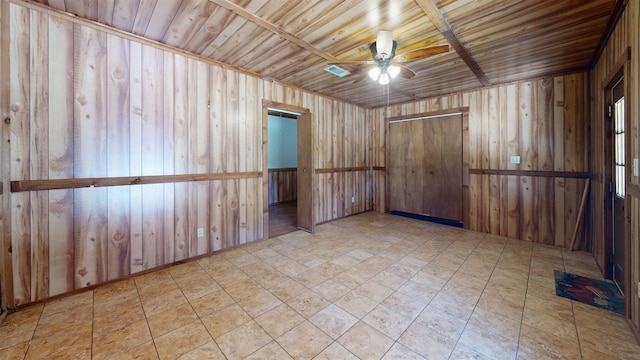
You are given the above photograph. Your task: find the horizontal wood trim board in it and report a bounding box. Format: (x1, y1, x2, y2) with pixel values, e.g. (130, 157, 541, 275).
(373, 167, 385, 171)
(268, 168, 297, 172)
(469, 169, 590, 178)
(263, 100, 310, 114)
(315, 167, 370, 174)
(387, 108, 469, 122)
(10, 172, 263, 193)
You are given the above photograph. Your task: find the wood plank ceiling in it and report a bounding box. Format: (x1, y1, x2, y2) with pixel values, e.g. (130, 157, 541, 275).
(28, 0, 617, 108)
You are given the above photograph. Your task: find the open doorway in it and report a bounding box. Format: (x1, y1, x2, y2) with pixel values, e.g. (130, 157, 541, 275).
(267, 110, 299, 237)
(262, 101, 314, 239)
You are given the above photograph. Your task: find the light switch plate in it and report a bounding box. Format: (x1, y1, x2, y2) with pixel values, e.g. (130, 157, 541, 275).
(197, 228, 204, 238)
(510, 156, 521, 164)
(634, 158, 639, 177)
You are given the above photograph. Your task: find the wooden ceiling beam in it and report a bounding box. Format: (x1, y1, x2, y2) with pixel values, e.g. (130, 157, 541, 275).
(208, 0, 340, 62)
(414, 0, 492, 87)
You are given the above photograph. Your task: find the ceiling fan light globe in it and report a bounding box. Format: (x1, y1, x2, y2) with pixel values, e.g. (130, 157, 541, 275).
(388, 65, 400, 78)
(369, 67, 381, 80)
(378, 73, 390, 85)
(376, 30, 393, 58)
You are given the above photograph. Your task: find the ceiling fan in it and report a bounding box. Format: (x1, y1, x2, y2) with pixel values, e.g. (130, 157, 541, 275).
(329, 30, 449, 85)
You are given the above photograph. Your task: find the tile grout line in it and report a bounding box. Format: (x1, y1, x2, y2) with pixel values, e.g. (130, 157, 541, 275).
(231, 251, 297, 360)
(198, 259, 256, 358)
(562, 248, 585, 360)
(515, 242, 536, 359)
(133, 276, 162, 360)
(445, 232, 506, 359)
(20, 305, 43, 360)
(11, 212, 636, 359)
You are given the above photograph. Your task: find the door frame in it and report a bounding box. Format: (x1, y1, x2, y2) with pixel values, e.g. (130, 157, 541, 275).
(262, 100, 314, 237)
(602, 49, 630, 313)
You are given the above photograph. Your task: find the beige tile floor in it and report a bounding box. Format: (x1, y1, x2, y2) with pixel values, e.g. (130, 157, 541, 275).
(1, 212, 639, 359)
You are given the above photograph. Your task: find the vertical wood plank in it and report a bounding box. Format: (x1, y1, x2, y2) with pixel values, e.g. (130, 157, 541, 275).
(1, 1, 13, 308)
(73, 24, 108, 288)
(129, 41, 143, 273)
(480, 90, 490, 232)
(173, 54, 189, 261)
(9, 2, 31, 307)
(563, 178, 579, 248)
(225, 69, 239, 246)
(250, 75, 263, 240)
(196, 60, 210, 252)
(186, 58, 198, 257)
(163, 51, 175, 263)
(520, 176, 537, 242)
(29, 10, 50, 301)
(554, 178, 566, 246)
(47, 15, 75, 294)
(506, 83, 520, 239)
(563, 74, 580, 172)
(537, 78, 554, 171)
(211, 65, 224, 249)
(536, 78, 554, 246)
(106, 33, 131, 280)
(140, 44, 164, 269)
(467, 92, 480, 231)
(553, 77, 566, 247)
(238, 74, 247, 245)
(538, 177, 555, 245)
(497, 86, 509, 236)
(488, 88, 500, 235)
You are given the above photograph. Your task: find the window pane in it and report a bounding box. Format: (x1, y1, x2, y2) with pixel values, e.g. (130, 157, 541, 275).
(613, 96, 625, 198)
(616, 165, 625, 197)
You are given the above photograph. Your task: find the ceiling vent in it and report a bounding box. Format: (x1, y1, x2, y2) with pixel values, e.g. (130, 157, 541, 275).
(324, 65, 351, 78)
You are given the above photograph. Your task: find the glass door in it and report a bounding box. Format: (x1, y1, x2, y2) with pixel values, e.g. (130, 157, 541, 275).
(611, 77, 625, 294)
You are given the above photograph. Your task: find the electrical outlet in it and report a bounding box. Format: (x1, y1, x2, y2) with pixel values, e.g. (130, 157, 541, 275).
(197, 228, 204, 238)
(510, 155, 521, 164)
(351, 196, 355, 203)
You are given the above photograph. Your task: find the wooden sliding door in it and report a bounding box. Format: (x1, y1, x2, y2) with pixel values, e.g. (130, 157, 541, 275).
(388, 114, 463, 222)
(296, 112, 314, 233)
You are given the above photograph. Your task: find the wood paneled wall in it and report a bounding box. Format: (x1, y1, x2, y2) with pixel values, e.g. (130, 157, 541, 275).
(590, 0, 640, 340)
(1, 3, 372, 308)
(314, 97, 371, 223)
(268, 168, 296, 204)
(370, 73, 590, 247)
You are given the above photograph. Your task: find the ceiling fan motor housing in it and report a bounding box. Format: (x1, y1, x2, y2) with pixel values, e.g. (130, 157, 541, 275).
(370, 40, 397, 68)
